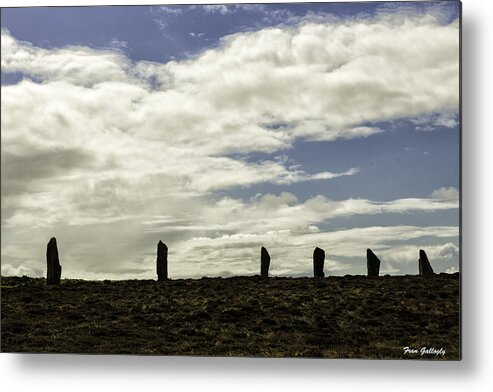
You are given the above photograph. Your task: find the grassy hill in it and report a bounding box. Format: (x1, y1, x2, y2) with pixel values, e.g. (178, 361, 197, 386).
(1, 273, 460, 359)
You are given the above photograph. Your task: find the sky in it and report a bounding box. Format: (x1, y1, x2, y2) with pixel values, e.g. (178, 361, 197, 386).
(0, 1, 460, 280)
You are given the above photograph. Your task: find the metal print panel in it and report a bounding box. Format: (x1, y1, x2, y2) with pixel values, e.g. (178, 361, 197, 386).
(0, 1, 461, 359)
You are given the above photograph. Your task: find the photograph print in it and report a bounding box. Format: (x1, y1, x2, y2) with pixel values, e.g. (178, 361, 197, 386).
(1, 1, 461, 359)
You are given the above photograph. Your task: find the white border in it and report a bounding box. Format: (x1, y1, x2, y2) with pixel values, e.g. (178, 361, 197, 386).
(1, 0, 493, 390)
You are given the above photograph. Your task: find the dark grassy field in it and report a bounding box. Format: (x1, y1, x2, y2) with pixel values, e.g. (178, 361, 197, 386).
(1, 274, 460, 359)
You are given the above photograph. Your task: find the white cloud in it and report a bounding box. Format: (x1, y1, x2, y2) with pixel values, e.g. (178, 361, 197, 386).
(437, 242, 460, 258)
(1, 263, 37, 277)
(138, 192, 459, 236)
(1, 29, 133, 86)
(446, 266, 459, 274)
(413, 110, 459, 131)
(2, 12, 459, 143)
(189, 4, 268, 16)
(379, 242, 458, 264)
(375, 2, 458, 25)
(189, 32, 206, 38)
(167, 225, 459, 278)
(431, 186, 460, 201)
(109, 38, 128, 50)
(155, 6, 183, 15)
(202, 5, 229, 15)
(372, 242, 459, 276)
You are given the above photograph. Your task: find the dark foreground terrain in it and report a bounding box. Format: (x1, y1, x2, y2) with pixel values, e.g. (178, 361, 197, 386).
(1, 274, 460, 359)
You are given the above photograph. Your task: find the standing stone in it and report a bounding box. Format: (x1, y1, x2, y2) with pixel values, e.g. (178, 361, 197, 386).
(313, 247, 325, 278)
(46, 237, 62, 285)
(367, 248, 381, 277)
(260, 247, 270, 277)
(419, 249, 434, 276)
(157, 241, 168, 281)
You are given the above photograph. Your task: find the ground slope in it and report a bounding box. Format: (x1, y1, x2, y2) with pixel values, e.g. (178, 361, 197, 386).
(1, 274, 460, 359)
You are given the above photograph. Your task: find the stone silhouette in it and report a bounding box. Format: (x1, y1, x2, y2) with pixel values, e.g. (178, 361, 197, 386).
(46, 237, 62, 285)
(419, 249, 434, 276)
(367, 248, 381, 277)
(157, 241, 168, 281)
(260, 247, 270, 277)
(313, 247, 325, 278)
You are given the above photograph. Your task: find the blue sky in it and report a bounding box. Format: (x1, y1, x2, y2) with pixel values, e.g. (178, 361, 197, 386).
(1, 2, 460, 279)
(1, 3, 459, 63)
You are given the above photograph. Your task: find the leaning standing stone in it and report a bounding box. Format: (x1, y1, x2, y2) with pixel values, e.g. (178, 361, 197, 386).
(367, 248, 381, 276)
(313, 247, 325, 278)
(157, 241, 168, 281)
(46, 237, 62, 285)
(260, 247, 270, 277)
(419, 249, 434, 276)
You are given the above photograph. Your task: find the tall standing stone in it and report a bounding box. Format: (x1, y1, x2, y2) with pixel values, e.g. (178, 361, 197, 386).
(46, 237, 62, 285)
(367, 248, 381, 277)
(260, 247, 270, 277)
(157, 240, 168, 281)
(313, 247, 325, 278)
(419, 249, 434, 276)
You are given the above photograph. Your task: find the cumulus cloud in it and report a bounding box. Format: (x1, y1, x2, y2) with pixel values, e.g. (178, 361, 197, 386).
(168, 226, 459, 278)
(1, 263, 38, 277)
(375, 242, 459, 275)
(446, 266, 459, 274)
(379, 242, 458, 265)
(161, 19, 458, 141)
(143, 192, 459, 234)
(109, 38, 128, 50)
(2, 12, 459, 147)
(1, 29, 133, 86)
(412, 110, 459, 131)
(431, 186, 460, 201)
(155, 5, 183, 15)
(202, 5, 229, 15)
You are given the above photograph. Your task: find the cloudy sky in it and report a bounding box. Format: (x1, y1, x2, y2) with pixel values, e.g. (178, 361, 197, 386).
(1, 1, 460, 280)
